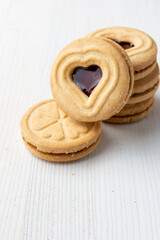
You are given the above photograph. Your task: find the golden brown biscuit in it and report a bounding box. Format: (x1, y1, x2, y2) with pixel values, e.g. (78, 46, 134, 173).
(105, 100, 154, 124)
(134, 60, 157, 80)
(128, 79, 159, 104)
(50, 37, 134, 122)
(20, 99, 102, 162)
(115, 97, 153, 116)
(24, 135, 101, 162)
(87, 27, 157, 79)
(133, 64, 159, 94)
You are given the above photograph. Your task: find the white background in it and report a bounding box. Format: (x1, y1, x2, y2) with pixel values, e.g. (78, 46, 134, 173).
(0, 0, 160, 239)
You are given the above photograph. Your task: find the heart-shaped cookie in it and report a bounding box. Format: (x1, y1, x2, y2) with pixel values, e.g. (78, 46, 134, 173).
(50, 37, 134, 122)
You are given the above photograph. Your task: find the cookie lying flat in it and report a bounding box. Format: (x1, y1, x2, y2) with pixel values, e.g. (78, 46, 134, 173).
(128, 79, 159, 104)
(87, 27, 157, 80)
(24, 137, 101, 162)
(50, 37, 134, 122)
(105, 100, 154, 124)
(133, 64, 159, 94)
(20, 99, 102, 162)
(115, 97, 153, 116)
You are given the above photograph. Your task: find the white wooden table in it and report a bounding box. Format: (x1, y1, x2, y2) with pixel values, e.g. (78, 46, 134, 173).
(0, 0, 160, 239)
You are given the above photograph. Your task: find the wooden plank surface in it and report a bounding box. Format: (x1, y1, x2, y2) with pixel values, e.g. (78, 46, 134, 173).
(0, 0, 160, 239)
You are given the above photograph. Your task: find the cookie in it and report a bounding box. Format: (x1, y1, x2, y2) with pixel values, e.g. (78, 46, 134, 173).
(134, 60, 157, 80)
(20, 99, 102, 162)
(105, 100, 154, 124)
(87, 27, 157, 80)
(133, 63, 159, 94)
(128, 78, 159, 104)
(50, 37, 134, 122)
(115, 97, 153, 116)
(24, 136, 101, 162)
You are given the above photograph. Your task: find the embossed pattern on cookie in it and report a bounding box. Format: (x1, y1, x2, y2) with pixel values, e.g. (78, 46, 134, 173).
(29, 101, 89, 141)
(21, 99, 102, 155)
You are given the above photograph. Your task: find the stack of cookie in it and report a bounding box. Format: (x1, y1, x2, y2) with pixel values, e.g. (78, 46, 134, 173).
(20, 27, 159, 162)
(88, 27, 159, 123)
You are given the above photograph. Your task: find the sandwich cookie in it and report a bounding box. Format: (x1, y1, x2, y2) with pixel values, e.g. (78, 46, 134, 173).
(115, 97, 154, 116)
(128, 78, 159, 104)
(87, 27, 157, 80)
(106, 99, 154, 124)
(133, 63, 159, 94)
(50, 37, 134, 122)
(20, 99, 102, 162)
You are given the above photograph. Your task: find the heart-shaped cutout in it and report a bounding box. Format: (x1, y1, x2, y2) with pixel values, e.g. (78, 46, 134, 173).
(112, 39, 134, 50)
(72, 65, 102, 96)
